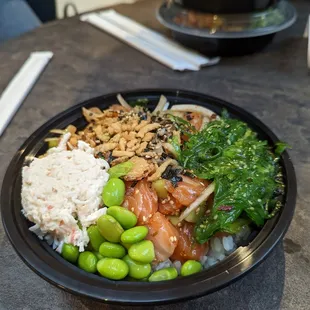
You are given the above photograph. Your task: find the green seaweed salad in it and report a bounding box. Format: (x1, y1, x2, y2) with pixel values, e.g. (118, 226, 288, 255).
(170, 111, 287, 244)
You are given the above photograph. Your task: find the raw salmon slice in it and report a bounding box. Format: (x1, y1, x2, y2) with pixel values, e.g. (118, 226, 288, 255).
(123, 179, 158, 225)
(171, 222, 208, 263)
(166, 176, 207, 207)
(146, 212, 179, 262)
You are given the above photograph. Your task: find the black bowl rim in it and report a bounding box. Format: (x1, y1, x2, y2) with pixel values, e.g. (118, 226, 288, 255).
(174, 0, 280, 14)
(157, 1, 297, 39)
(1, 89, 297, 305)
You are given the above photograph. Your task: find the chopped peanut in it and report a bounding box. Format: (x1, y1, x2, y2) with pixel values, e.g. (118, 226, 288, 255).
(110, 133, 121, 143)
(142, 132, 155, 142)
(135, 120, 149, 131)
(69, 136, 78, 147)
(119, 138, 127, 151)
(127, 139, 139, 149)
(137, 123, 161, 138)
(112, 150, 135, 157)
(66, 125, 77, 134)
(136, 142, 148, 155)
(96, 143, 118, 152)
(111, 123, 122, 133)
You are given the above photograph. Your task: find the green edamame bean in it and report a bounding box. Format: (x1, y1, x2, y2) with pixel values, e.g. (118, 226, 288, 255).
(123, 255, 151, 280)
(121, 226, 148, 244)
(148, 267, 178, 282)
(99, 242, 126, 258)
(78, 251, 98, 273)
(181, 260, 202, 277)
(102, 178, 125, 207)
(97, 214, 124, 242)
(97, 258, 129, 280)
(61, 243, 79, 263)
(128, 240, 155, 263)
(121, 242, 132, 250)
(87, 225, 106, 251)
(93, 252, 104, 260)
(107, 206, 137, 229)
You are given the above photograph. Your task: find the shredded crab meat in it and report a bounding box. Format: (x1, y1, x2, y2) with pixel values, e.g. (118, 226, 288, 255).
(22, 134, 110, 251)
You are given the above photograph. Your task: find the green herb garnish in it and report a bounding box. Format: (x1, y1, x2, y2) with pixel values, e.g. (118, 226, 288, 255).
(178, 112, 286, 243)
(128, 98, 149, 107)
(168, 114, 197, 136)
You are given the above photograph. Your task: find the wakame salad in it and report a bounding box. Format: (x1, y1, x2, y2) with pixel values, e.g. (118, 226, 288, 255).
(171, 111, 286, 243)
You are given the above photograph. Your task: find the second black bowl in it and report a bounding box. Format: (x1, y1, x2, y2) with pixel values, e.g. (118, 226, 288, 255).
(1, 89, 296, 305)
(174, 0, 279, 14)
(158, 1, 297, 56)
(171, 31, 276, 56)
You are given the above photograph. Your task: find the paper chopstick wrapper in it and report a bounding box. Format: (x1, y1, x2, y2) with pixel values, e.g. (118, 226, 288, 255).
(0, 51, 53, 136)
(306, 15, 310, 69)
(99, 10, 219, 67)
(80, 11, 219, 71)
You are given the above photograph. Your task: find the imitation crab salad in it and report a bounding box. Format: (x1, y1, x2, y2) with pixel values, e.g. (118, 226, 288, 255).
(21, 94, 286, 281)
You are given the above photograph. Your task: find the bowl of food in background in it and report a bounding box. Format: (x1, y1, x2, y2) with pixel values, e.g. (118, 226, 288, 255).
(1, 89, 296, 305)
(157, 1, 297, 56)
(173, 0, 280, 14)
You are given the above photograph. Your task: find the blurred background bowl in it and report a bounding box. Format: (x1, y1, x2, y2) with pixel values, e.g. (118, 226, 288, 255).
(173, 0, 280, 14)
(157, 1, 297, 56)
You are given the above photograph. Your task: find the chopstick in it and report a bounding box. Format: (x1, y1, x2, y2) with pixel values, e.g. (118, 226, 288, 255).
(303, 15, 310, 69)
(81, 13, 196, 70)
(307, 15, 310, 69)
(99, 10, 220, 68)
(0, 52, 53, 137)
(80, 11, 219, 71)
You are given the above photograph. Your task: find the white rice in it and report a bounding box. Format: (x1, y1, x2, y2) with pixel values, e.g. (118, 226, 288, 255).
(21, 133, 110, 251)
(156, 235, 238, 272)
(173, 260, 182, 275)
(154, 259, 173, 271)
(222, 235, 235, 252)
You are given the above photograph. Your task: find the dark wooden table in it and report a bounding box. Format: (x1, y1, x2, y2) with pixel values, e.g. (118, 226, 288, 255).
(0, 0, 309, 309)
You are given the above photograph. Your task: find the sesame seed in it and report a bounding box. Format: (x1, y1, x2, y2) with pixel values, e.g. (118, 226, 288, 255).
(135, 189, 140, 194)
(169, 200, 174, 205)
(131, 208, 134, 212)
(143, 216, 146, 222)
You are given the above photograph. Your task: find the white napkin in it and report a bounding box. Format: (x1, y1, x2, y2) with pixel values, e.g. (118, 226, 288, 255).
(304, 15, 310, 68)
(81, 10, 219, 71)
(0, 51, 53, 137)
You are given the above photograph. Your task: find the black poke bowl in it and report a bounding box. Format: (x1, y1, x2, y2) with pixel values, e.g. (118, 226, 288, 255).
(1, 89, 296, 305)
